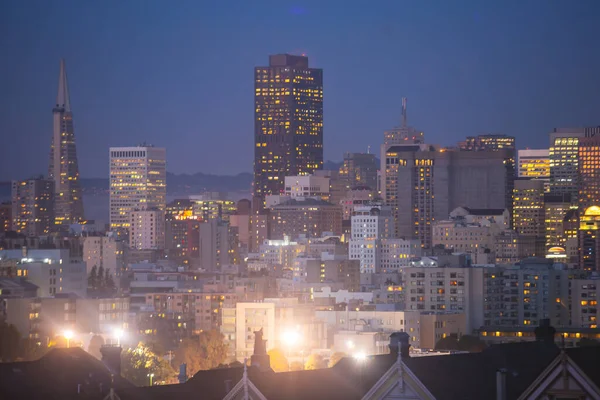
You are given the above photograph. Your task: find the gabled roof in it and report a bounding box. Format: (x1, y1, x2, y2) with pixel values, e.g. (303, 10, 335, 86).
(401, 341, 560, 400)
(0, 347, 134, 400)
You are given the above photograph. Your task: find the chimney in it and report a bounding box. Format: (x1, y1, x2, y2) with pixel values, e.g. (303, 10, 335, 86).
(496, 369, 507, 400)
(389, 332, 410, 358)
(534, 319, 556, 344)
(250, 328, 271, 371)
(178, 363, 187, 384)
(100, 345, 122, 376)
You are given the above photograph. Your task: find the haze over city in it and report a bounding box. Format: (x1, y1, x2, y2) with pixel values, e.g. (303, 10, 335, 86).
(3, 1, 600, 399)
(2, 0, 600, 180)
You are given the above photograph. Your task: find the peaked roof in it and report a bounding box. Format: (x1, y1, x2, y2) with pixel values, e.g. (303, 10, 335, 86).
(0, 347, 134, 399)
(402, 341, 560, 400)
(56, 58, 71, 112)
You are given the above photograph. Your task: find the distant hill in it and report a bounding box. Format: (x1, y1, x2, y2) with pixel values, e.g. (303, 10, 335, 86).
(0, 172, 254, 199)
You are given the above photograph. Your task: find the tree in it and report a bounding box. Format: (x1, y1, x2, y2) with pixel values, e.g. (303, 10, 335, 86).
(105, 269, 116, 290)
(304, 354, 326, 370)
(88, 335, 105, 359)
(97, 266, 105, 288)
(0, 322, 21, 362)
(88, 266, 98, 289)
(267, 348, 289, 372)
(577, 338, 600, 347)
(457, 335, 486, 352)
(121, 343, 174, 386)
(18, 337, 49, 361)
(174, 330, 229, 375)
(328, 351, 347, 368)
(289, 361, 304, 371)
(435, 333, 459, 351)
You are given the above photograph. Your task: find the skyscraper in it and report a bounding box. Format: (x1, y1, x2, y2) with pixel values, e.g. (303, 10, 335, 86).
(549, 129, 586, 201)
(578, 135, 600, 211)
(109, 146, 166, 236)
(518, 149, 550, 179)
(339, 152, 378, 191)
(48, 59, 84, 226)
(253, 54, 323, 207)
(380, 98, 425, 234)
(11, 178, 54, 237)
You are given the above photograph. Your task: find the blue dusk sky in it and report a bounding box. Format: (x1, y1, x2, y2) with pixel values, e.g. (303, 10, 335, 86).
(1, 0, 599, 180)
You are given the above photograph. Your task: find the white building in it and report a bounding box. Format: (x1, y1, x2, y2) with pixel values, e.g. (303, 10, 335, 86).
(312, 286, 373, 304)
(129, 209, 165, 250)
(518, 149, 550, 178)
(5, 249, 87, 298)
(257, 237, 305, 271)
(349, 205, 421, 273)
(284, 175, 330, 200)
(109, 146, 166, 234)
(83, 235, 125, 275)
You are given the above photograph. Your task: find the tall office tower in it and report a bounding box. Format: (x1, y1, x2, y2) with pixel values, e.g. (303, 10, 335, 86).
(579, 206, 600, 271)
(339, 152, 378, 191)
(513, 179, 545, 237)
(459, 135, 516, 222)
(380, 98, 424, 229)
(11, 178, 55, 237)
(390, 147, 512, 248)
(544, 194, 574, 253)
(48, 59, 84, 227)
(109, 146, 166, 236)
(578, 136, 600, 211)
(253, 54, 324, 207)
(548, 128, 593, 201)
(165, 199, 200, 261)
(458, 134, 515, 151)
(518, 149, 550, 179)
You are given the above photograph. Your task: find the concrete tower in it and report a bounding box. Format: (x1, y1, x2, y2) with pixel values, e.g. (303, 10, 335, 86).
(48, 59, 84, 227)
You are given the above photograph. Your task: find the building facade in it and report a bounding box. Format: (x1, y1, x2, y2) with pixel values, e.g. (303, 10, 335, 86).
(268, 198, 342, 240)
(129, 209, 165, 250)
(284, 175, 330, 200)
(512, 179, 545, 237)
(11, 178, 54, 237)
(253, 54, 323, 205)
(109, 146, 166, 235)
(518, 149, 550, 179)
(339, 152, 379, 191)
(578, 136, 600, 211)
(48, 59, 84, 227)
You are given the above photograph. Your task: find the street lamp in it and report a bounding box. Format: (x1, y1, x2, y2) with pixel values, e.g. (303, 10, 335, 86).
(346, 340, 355, 350)
(114, 328, 124, 346)
(281, 330, 301, 348)
(147, 373, 154, 386)
(353, 352, 366, 362)
(63, 330, 74, 348)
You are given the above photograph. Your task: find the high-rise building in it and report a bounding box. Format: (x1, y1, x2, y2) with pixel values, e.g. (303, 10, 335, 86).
(513, 179, 545, 238)
(579, 206, 600, 271)
(109, 146, 166, 235)
(380, 98, 424, 226)
(165, 199, 200, 261)
(0, 202, 12, 233)
(458, 134, 515, 151)
(189, 195, 237, 223)
(578, 136, 600, 211)
(543, 194, 575, 254)
(82, 235, 125, 276)
(253, 54, 323, 206)
(339, 152, 379, 191)
(48, 59, 84, 227)
(198, 220, 230, 271)
(547, 128, 599, 201)
(11, 178, 54, 237)
(391, 147, 512, 248)
(518, 149, 550, 179)
(129, 209, 165, 250)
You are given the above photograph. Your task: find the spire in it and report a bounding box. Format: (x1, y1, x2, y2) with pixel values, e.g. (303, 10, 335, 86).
(401, 97, 407, 128)
(56, 58, 71, 112)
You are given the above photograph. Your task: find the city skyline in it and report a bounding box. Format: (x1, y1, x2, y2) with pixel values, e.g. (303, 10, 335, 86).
(2, 1, 600, 180)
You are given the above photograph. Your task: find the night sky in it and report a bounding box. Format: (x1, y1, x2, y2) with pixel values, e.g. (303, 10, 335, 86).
(1, 0, 599, 180)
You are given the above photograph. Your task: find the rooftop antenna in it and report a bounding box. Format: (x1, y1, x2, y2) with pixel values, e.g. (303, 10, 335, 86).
(367, 145, 371, 154)
(401, 97, 407, 128)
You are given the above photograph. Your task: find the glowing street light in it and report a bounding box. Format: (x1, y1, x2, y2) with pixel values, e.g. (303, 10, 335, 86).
(353, 352, 367, 362)
(63, 330, 74, 348)
(147, 373, 155, 386)
(346, 340, 355, 350)
(114, 328, 124, 346)
(281, 330, 302, 347)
